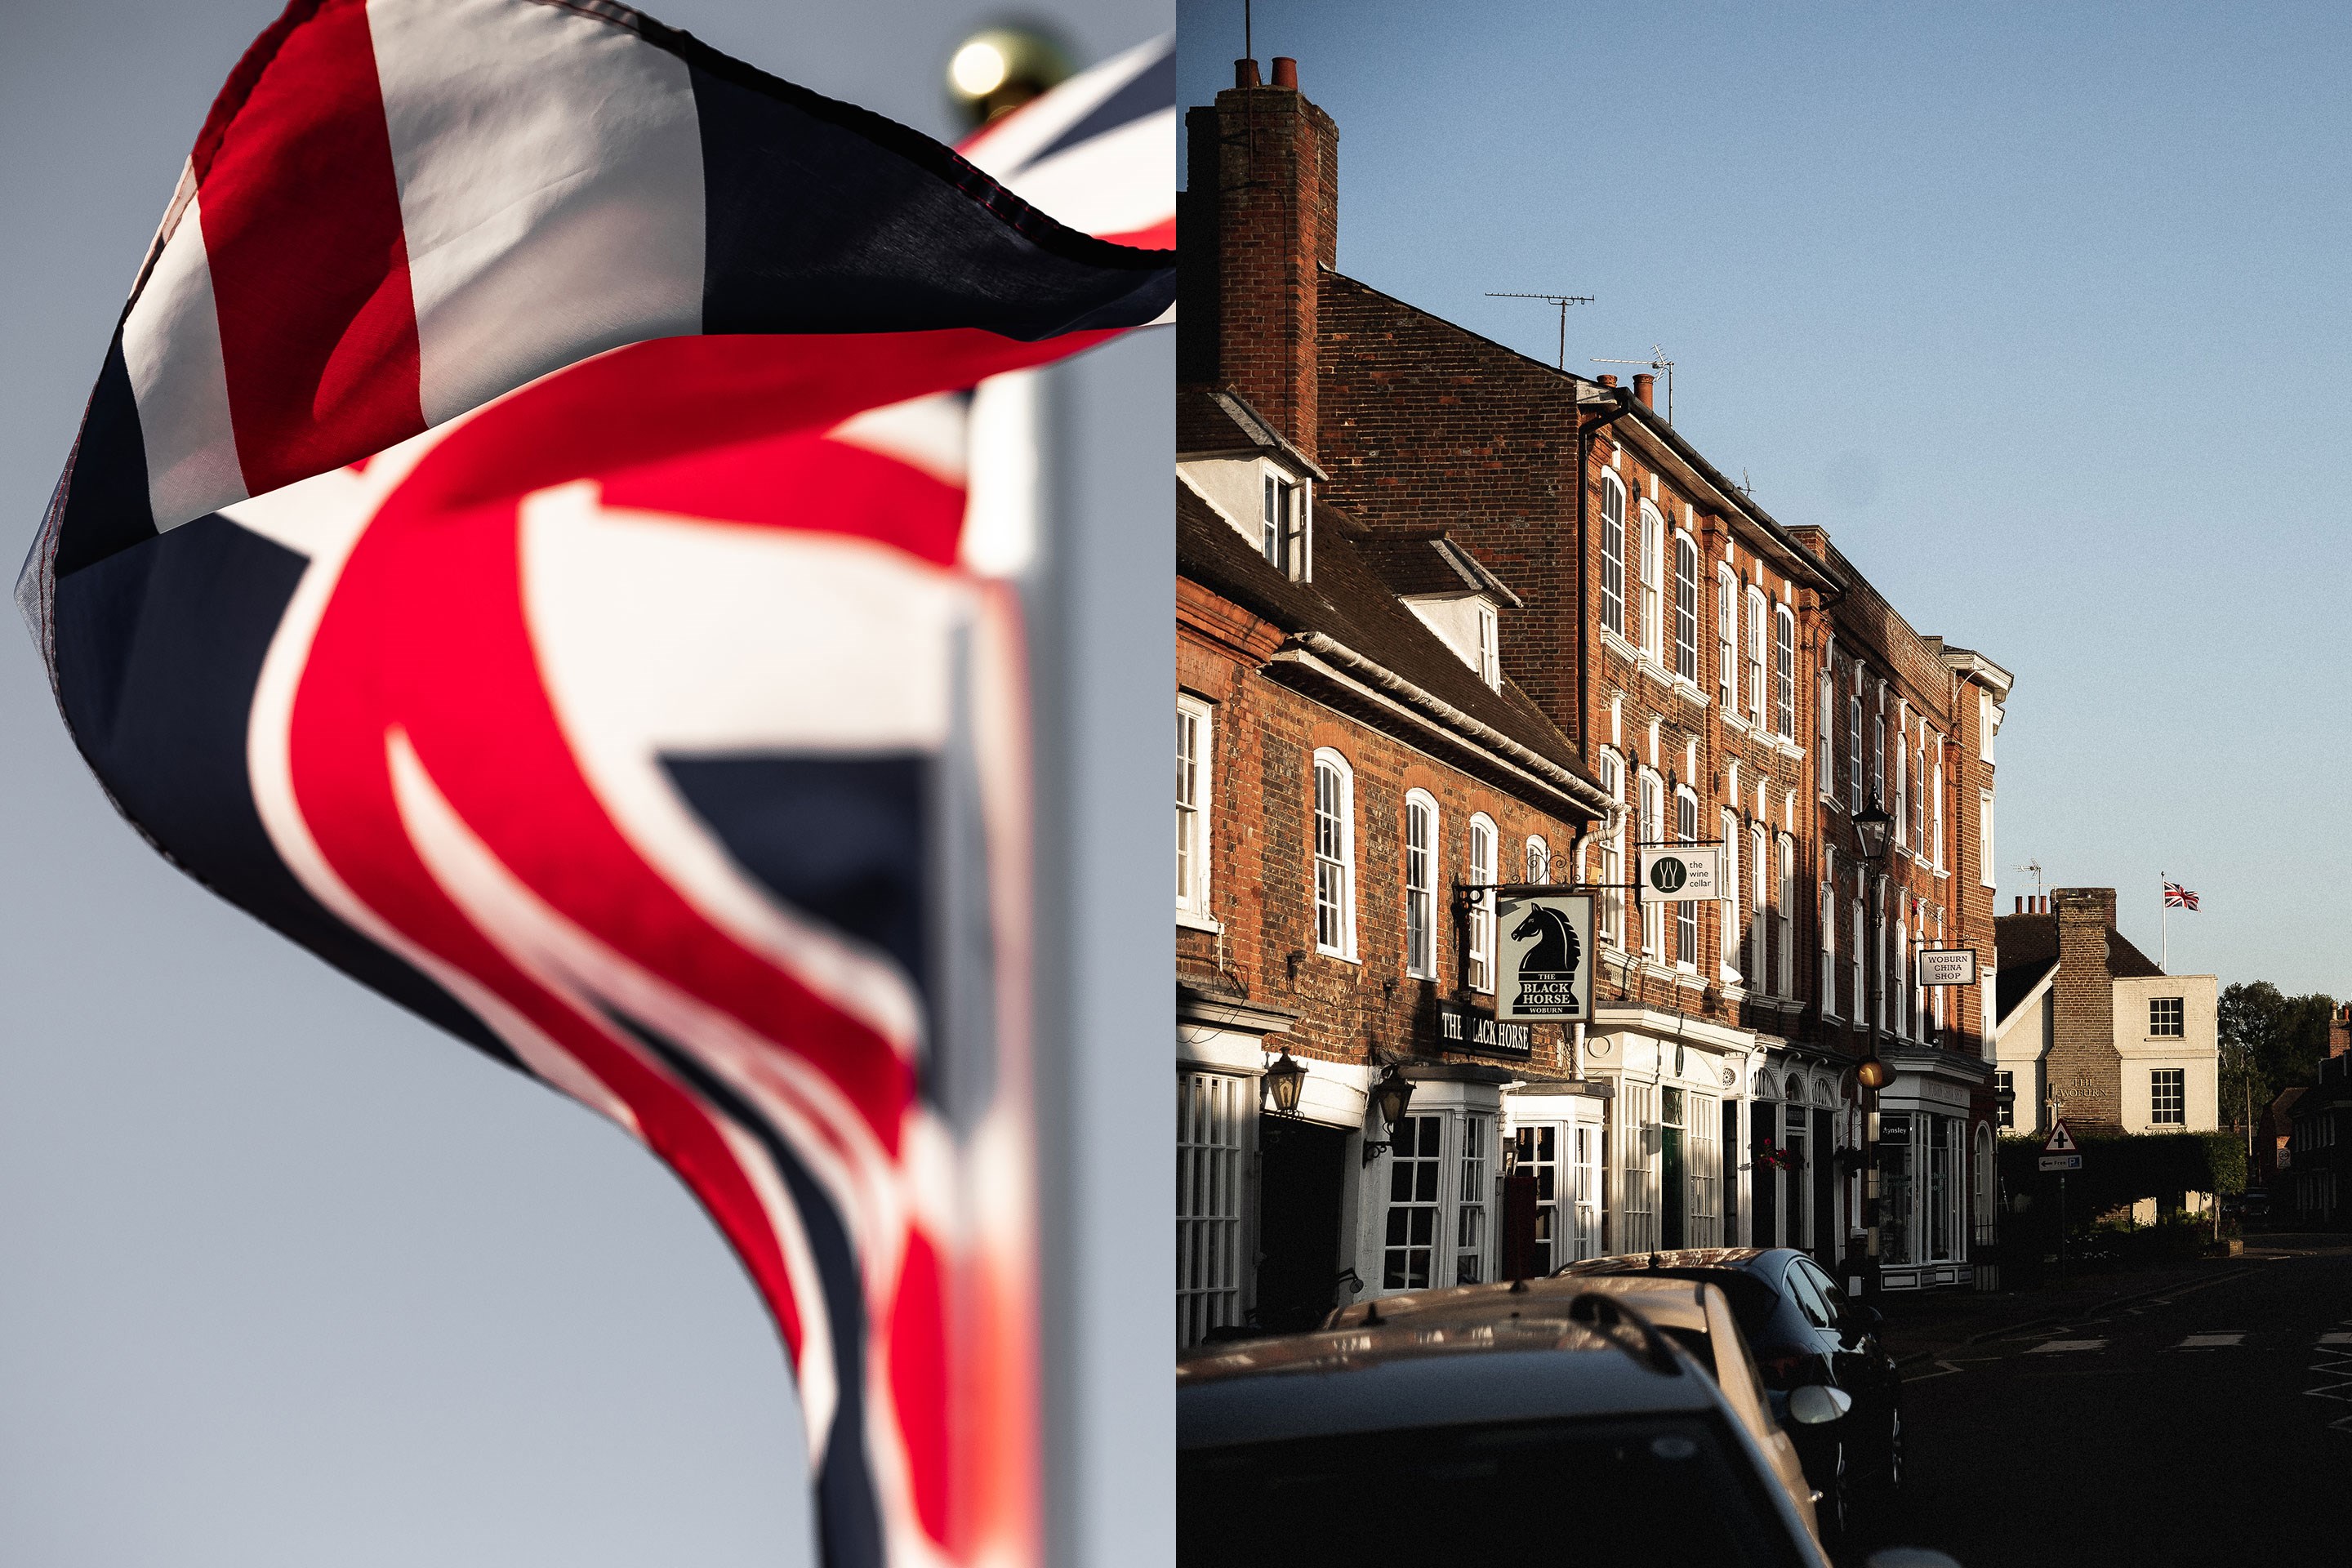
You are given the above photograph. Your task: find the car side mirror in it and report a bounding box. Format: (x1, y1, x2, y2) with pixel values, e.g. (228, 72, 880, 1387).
(1786, 1383, 1853, 1425)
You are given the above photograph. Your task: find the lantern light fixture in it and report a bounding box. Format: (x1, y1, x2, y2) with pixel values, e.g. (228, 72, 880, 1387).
(1263, 1049, 1307, 1117)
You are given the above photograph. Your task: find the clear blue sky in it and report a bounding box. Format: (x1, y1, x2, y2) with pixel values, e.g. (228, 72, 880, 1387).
(0, 3, 1162, 1563)
(1178, 0, 2352, 996)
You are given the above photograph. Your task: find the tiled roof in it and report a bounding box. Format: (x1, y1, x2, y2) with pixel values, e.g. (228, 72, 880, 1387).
(1175, 384, 1327, 479)
(1993, 910, 2166, 1021)
(1178, 481, 1597, 795)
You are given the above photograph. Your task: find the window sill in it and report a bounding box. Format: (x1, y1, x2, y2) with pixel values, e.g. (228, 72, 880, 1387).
(1313, 947, 1362, 965)
(1670, 675, 1709, 709)
(1177, 909, 1224, 934)
(1722, 710, 1748, 735)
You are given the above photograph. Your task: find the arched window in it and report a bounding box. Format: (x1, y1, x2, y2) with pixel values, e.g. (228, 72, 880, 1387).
(1672, 532, 1700, 682)
(1749, 822, 1769, 992)
(1596, 751, 1624, 946)
(1772, 605, 1796, 739)
(1638, 502, 1665, 661)
(1720, 808, 1742, 977)
(1312, 750, 1356, 958)
(1744, 586, 1766, 725)
(1717, 566, 1738, 705)
(1599, 472, 1627, 636)
(1673, 789, 1699, 966)
(1638, 769, 1664, 959)
(1526, 835, 1550, 886)
(1468, 813, 1499, 992)
(1776, 835, 1797, 1000)
(1405, 790, 1438, 978)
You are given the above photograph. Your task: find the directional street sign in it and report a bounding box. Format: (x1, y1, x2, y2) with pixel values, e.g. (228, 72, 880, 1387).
(2039, 1154, 2083, 1172)
(2044, 1120, 2079, 1155)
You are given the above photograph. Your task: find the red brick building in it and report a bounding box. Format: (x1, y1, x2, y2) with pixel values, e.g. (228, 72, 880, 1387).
(1177, 54, 2016, 1329)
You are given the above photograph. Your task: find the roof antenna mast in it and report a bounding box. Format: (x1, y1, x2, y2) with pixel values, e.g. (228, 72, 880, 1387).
(1592, 345, 1678, 421)
(1486, 292, 1594, 370)
(1245, 0, 1251, 63)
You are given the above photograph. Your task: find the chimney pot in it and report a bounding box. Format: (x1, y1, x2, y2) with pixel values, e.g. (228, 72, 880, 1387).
(1633, 372, 1656, 408)
(1235, 57, 1261, 87)
(2014, 896, 2023, 914)
(1597, 374, 1618, 388)
(1272, 56, 1298, 89)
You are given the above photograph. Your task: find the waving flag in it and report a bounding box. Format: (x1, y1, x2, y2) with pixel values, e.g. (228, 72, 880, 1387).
(2164, 881, 2199, 911)
(18, 5, 1172, 1567)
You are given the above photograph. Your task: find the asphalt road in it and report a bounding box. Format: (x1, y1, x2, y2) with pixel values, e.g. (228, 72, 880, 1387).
(1845, 1236, 2352, 1567)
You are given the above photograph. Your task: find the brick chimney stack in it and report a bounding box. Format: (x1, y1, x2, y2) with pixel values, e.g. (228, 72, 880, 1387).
(2047, 888, 2120, 1129)
(1633, 372, 1656, 408)
(1178, 55, 1339, 461)
(2331, 1002, 2351, 1060)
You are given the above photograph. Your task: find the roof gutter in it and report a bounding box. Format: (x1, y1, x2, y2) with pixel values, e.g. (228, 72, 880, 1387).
(1285, 631, 1619, 823)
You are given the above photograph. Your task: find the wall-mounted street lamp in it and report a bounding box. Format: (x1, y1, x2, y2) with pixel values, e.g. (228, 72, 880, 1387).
(1361, 1062, 1416, 1165)
(1263, 1049, 1307, 1118)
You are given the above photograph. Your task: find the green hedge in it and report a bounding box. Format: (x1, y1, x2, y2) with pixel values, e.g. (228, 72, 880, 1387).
(1996, 1129, 2246, 1217)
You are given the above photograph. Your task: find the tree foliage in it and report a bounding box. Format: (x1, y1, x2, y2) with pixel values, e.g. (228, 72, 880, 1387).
(2218, 982, 2337, 1129)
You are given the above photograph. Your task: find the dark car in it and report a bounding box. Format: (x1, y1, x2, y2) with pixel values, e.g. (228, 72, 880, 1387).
(1180, 1296, 1836, 1568)
(1557, 1248, 1902, 1538)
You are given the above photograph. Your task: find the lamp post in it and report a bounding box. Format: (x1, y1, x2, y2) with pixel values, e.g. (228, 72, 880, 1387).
(1851, 800, 1895, 1292)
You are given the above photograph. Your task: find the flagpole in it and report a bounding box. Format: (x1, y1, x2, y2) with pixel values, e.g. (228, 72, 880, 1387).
(2159, 871, 2169, 972)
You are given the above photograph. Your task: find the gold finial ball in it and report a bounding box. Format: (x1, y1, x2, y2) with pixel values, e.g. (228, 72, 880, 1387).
(947, 25, 1074, 128)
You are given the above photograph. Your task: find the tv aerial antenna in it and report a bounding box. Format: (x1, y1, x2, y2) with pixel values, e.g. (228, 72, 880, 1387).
(1592, 345, 1677, 421)
(2016, 859, 2045, 900)
(1486, 292, 1593, 370)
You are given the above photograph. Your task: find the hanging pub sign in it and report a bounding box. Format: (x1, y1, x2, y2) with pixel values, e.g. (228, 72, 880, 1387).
(1496, 889, 1596, 1022)
(1918, 947, 1978, 987)
(1637, 844, 1723, 902)
(1434, 998, 1533, 1060)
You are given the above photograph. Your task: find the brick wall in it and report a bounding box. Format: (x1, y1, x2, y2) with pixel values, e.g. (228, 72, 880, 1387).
(2049, 887, 2122, 1125)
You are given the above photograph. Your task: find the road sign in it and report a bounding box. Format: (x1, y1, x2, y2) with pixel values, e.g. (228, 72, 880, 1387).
(2044, 1120, 2078, 1154)
(2040, 1154, 2083, 1172)
(1918, 947, 1977, 987)
(1637, 844, 1722, 902)
(1496, 889, 1595, 1022)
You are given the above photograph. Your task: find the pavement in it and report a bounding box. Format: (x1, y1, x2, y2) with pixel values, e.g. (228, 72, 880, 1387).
(1839, 1232, 2352, 1567)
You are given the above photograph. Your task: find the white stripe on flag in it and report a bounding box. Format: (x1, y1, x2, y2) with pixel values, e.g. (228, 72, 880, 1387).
(996, 109, 1175, 239)
(367, 0, 706, 427)
(120, 189, 246, 528)
(960, 33, 1169, 181)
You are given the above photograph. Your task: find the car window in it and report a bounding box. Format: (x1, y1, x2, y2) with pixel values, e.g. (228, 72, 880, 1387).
(1796, 1260, 1849, 1322)
(1782, 1263, 1835, 1330)
(1180, 1414, 1807, 1568)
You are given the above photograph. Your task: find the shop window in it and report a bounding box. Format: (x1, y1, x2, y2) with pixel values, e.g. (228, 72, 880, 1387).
(1515, 1125, 1561, 1276)
(1574, 1125, 1600, 1261)
(1383, 1115, 1443, 1290)
(1456, 1113, 1492, 1283)
(1177, 1071, 1249, 1348)
(1878, 1113, 1913, 1266)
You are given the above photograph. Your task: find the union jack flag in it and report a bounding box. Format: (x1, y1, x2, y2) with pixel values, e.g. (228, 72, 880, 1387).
(17, 5, 1171, 1566)
(2164, 881, 2199, 911)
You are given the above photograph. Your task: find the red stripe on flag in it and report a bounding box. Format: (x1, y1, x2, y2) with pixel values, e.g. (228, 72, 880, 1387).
(198, 0, 424, 497)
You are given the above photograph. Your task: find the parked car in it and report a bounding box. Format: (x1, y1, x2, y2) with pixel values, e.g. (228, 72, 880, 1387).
(1556, 1248, 1903, 1538)
(1180, 1294, 1835, 1568)
(1321, 1274, 1831, 1546)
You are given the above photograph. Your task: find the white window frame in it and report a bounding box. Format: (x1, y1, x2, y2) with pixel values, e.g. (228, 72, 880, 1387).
(1815, 663, 1835, 792)
(1931, 741, 1946, 872)
(1382, 1113, 1444, 1291)
(1599, 472, 1628, 637)
(1893, 722, 1909, 846)
(1717, 565, 1738, 706)
(2150, 1068, 2185, 1127)
(1526, 834, 1551, 886)
(1474, 601, 1500, 689)
(1978, 789, 1997, 890)
(1639, 501, 1665, 662)
(1312, 749, 1358, 959)
(1597, 751, 1625, 947)
(1721, 808, 1743, 978)
(1748, 822, 1769, 992)
(1847, 683, 1864, 813)
(1978, 687, 1995, 763)
(1455, 1111, 1494, 1284)
(1772, 604, 1796, 739)
(1176, 1069, 1251, 1348)
(1873, 710, 1887, 809)
(2150, 996, 2185, 1037)
(1672, 531, 1701, 683)
(1851, 895, 1866, 1022)
(1176, 697, 1213, 918)
(1673, 788, 1700, 969)
(1405, 789, 1439, 979)
(1744, 586, 1766, 725)
(1638, 769, 1665, 960)
(1468, 813, 1499, 992)
(1775, 834, 1797, 1000)
(1574, 1123, 1601, 1262)
(1819, 851, 1839, 1018)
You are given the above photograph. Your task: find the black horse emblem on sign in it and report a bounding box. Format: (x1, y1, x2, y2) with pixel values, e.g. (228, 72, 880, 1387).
(1508, 902, 1584, 1017)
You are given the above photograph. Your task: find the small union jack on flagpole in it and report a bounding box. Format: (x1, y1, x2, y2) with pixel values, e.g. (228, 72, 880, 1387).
(2161, 876, 2199, 969)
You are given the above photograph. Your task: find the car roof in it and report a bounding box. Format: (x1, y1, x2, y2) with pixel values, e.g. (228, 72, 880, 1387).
(1179, 1314, 1724, 1450)
(1556, 1247, 1804, 1277)
(1324, 1275, 1717, 1336)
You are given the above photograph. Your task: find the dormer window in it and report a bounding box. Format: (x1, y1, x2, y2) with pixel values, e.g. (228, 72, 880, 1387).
(1474, 603, 1499, 688)
(1262, 473, 1306, 576)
